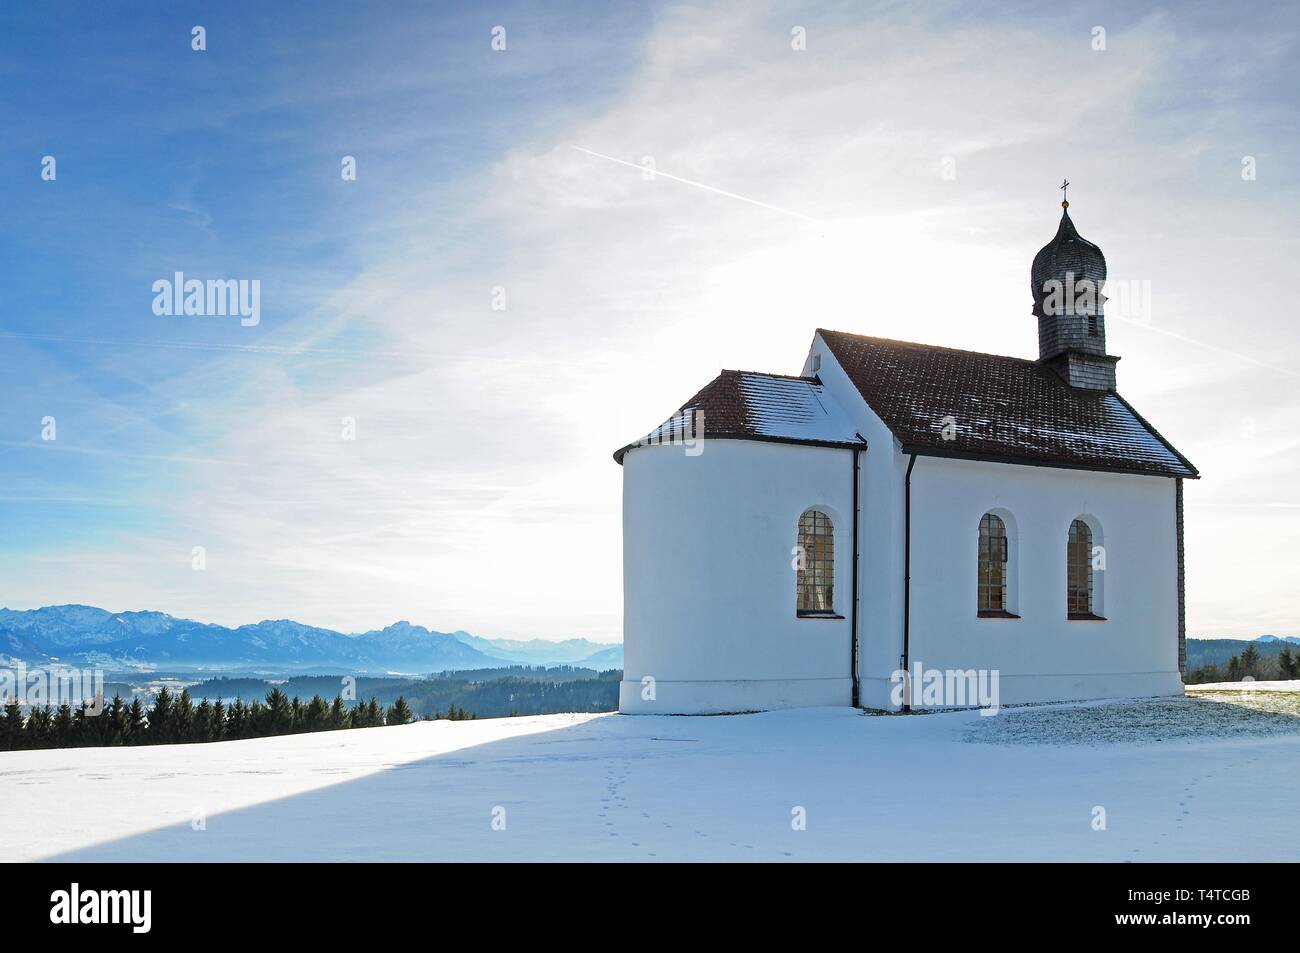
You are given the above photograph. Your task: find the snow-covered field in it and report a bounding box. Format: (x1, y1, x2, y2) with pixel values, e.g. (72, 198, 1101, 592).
(1191, 681, 1300, 692)
(4, 697, 1299, 862)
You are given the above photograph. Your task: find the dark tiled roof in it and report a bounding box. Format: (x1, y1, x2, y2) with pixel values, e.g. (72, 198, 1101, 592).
(818, 329, 1197, 478)
(613, 370, 865, 464)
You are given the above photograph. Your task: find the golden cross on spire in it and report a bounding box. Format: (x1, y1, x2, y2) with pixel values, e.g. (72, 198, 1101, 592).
(1060, 178, 1070, 209)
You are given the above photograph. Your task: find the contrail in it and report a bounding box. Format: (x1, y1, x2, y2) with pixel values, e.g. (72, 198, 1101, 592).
(1189, 502, 1300, 509)
(1108, 314, 1299, 380)
(0, 329, 615, 369)
(571, 145, 819, 223)
(0, 330, 411, 359)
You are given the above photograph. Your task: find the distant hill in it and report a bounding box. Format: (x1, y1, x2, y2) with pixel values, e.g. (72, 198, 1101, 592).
(450, 632, 622, 669)
(1187, 636, 1298, 669)
(0, 605, 621, 674)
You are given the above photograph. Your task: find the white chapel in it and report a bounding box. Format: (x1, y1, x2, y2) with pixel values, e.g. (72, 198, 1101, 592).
(614, 196, 1198, 714)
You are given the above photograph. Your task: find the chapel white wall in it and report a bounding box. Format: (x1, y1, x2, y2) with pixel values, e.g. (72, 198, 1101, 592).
(803, 333, 1182, 709)
(903, 456, 1182, 706)
(802, 333, 907, 708)
(619, 439, 856, 714)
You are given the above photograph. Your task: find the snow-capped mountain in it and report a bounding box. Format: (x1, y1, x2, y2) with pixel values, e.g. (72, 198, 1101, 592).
(0, 605, 622, 673)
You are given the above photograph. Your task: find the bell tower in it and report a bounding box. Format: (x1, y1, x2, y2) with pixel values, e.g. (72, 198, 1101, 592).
(1031, 182, 1118, 390)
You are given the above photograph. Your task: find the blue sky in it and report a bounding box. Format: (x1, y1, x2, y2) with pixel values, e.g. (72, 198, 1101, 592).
(1, 1, 1298, 639)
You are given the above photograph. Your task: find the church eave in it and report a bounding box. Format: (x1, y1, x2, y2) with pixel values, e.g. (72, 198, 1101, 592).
(614, 433, 866, 466)
(895, 442, 1197, 479)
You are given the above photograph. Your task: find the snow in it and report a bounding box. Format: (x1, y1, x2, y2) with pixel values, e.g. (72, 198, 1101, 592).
(735, 374, 862, 445)
(965, 696, 1300, 745)
(1190, 680, 1300, 692)
(3, 703, 1298, 862)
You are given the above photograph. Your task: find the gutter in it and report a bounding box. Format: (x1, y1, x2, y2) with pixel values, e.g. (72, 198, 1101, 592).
(901, 453, 918, 712)
(614, 433, 867, 465)
(850, 439, 863, 708)
(897, 443, 1196, 480)
(1176, 478, 1187, 678)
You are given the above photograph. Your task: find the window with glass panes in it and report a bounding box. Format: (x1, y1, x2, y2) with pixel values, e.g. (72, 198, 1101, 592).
(1067, 519, 1094, 615)
(796, 510, 834, 614)
(978, 513, 1008, 612)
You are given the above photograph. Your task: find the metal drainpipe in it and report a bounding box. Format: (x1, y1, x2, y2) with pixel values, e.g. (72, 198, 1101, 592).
(901, 453, 918, 712)
(850, 442, 862, 708)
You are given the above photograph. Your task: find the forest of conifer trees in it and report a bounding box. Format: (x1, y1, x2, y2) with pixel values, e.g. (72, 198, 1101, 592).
(1185, 643, 1300, 684)
(0, 685, 431, 751)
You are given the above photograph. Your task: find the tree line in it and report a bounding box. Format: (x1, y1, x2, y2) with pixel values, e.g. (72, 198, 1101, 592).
(0, 685, 418, 751)
(181, 669, 621, 720)
(1186, 644, 1300, 685)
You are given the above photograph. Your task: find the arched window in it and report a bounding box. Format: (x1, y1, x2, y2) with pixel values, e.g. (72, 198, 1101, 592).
(978, 513, 1008, 614)
(1067, 518, 1094, 617)
(796, 509, 834, 615)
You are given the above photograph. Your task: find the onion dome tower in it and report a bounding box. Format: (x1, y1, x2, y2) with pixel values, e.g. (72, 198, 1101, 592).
(1031, 182, 1117, 390)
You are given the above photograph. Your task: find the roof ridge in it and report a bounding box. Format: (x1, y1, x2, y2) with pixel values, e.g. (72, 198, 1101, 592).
(720, 368, 820, 382)
(816, 328, 1040, 366)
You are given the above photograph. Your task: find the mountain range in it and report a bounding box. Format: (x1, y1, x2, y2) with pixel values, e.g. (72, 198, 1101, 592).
(0, 605, 622, 675)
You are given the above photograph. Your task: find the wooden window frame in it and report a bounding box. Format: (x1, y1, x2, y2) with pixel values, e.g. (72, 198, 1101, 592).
(977, 513, 1014, 617)
(1067, 518, 1098, 619)
(796, 509, 836, 617)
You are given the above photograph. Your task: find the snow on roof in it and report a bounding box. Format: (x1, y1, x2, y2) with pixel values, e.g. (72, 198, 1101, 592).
(817, 329, 1197, 478)
(614, 331, 1196, 477)
(613, 371, 865, 464)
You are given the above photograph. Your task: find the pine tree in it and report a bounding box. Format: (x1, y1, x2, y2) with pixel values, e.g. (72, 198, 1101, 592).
(366, 696, 382, 728)
(1241, 644, 1262, 680)
(1, 702, 25, 751)
(71, 703, 89, 747)
(211, 698, 227, 741)
(79, 696, 113, 746)
(126, 697, 147, 744)
(52, 703, 74, 747)
(149, 686, 173, 744)
(386, 696, 413, 726)
(105, 693, 128, 746)
(248, 699, 268, 736)
(227, 698, 247, 739)
(264, 687, 293, 735)
(194, 698, 213, 742)
(304, 695, 329, 732)
(25, 706, 54, 749)
(1278, 646, 1297, 680)
(173, 689, 195, 742)
(329, 695, 348, 729)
